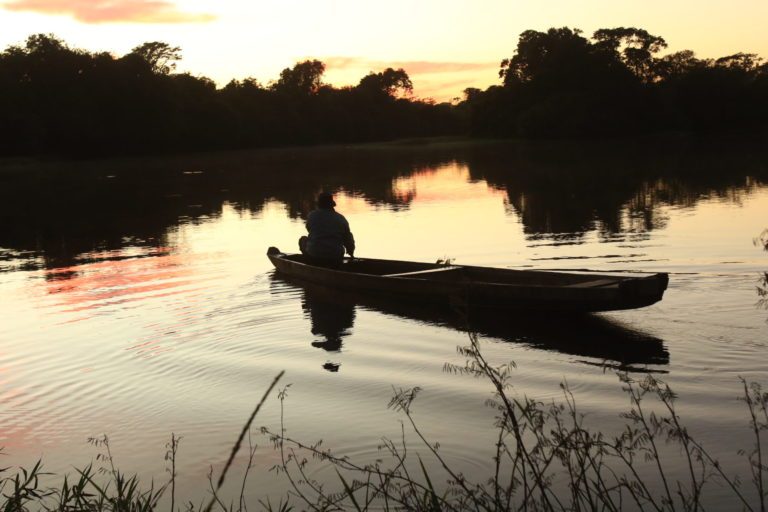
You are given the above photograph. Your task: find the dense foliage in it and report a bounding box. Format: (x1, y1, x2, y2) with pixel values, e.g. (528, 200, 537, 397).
(0, 35, 459, 156)
(464, 27, 768, 137)
(1, 27, 767, 157)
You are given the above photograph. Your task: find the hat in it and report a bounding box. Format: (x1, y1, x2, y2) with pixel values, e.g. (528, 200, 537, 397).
(317, 192, 336, 208)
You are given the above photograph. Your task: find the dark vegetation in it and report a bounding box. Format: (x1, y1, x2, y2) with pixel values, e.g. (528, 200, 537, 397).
(758, 229, 768, 313)
(1, 338, 767, 510)
(263, 335, 768, 511)
(1, 27, 767, 157)
(466, 27, 768, 138)
(0, 36, 457, 157)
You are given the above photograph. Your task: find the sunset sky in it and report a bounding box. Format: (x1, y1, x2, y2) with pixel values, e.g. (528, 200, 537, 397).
(1, 0, 767, 101)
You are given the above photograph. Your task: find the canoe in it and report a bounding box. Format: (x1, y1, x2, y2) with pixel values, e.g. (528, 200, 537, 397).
(266, 247, 669, 313)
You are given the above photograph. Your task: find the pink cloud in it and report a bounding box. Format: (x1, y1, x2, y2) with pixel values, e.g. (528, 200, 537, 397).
(417, 79, 482, 98)
(323, 57, 498, 75)
(389, 60, 499, 74)
(2, 0, 216, 23)
(321, 57, 501, 102)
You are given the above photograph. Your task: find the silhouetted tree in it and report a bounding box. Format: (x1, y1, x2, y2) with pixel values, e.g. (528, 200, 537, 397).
(491, 27, 644, 137)
(500, 28, 599, 87)
(715, 52, 762, 71)
(272, 59, 326, 95)
(593, 27, 667, 82)
(357, 68, 413, 97)
(463, 25, 767, 138)
(0, 35, 467, 156)
(129, 42, 182, 75)
(652, 50, 706, 81)
(1, 28, 766, 157)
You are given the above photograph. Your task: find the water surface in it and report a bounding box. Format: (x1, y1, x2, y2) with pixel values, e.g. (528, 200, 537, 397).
(0, 139, 767, 505)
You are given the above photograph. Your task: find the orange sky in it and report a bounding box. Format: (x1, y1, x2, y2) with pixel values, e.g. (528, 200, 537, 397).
(1, 0, 767, 101)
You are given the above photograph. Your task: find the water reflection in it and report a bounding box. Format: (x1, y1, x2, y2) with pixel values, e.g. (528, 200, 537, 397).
(1, 139, 766, 272)
(302, 287, 355, 372)
(40, 248, 199, 316)
(272, 274, 669, 372)
(465, 140, 768, 240)
(2, 140, 767, 507)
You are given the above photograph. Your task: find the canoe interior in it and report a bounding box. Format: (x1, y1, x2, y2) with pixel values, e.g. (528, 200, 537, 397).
(278, 253, 630, 287)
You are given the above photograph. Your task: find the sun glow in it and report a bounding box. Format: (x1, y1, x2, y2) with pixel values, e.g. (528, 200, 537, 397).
(1, 0, 766, 101)
(391, 163, 507, 204)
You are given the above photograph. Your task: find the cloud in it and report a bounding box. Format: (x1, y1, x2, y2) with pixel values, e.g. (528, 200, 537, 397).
(320, 57, 501, 102)
(2, 0, 216, 24)
(416, 79, 482, 98)
(323, 57, 498, 75)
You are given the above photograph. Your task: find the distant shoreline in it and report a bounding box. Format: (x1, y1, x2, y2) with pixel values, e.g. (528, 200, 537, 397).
(3, 131, 767, 176)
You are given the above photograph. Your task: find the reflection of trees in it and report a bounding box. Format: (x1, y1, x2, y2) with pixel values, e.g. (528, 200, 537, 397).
(1, 139, 766, 272)
(0, 162, 228, 270)
(0, 144, 463, 270)
(463, 138, 768, 241)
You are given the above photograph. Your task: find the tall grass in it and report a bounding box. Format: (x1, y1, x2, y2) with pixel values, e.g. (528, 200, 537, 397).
(2, 341, 766, 511)
(260, 333, 768, 511)
(0, 372, 284, 512)
(757, 229, 768, 313)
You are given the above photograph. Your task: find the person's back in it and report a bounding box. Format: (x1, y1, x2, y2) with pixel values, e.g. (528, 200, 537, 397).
(299, 193, 355, 263)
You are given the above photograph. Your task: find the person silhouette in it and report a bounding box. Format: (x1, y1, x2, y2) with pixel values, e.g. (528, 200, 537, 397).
(298, 192, 355, 264)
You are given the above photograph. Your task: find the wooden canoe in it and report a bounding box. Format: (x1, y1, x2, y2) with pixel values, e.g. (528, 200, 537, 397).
(266, 247, 669, 313)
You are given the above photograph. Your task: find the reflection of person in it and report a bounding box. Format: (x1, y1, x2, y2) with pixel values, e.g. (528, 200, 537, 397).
(305, 295, 355, 352)
(298, 192, 355, 263)
(301, 288, 356, 372)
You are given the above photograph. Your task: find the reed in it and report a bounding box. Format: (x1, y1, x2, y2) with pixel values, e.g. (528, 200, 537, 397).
(1, 346, 766, 511)
(757, 229, 768, 312)
(260, 333, 768, 511)
(0, 372, 283, 512)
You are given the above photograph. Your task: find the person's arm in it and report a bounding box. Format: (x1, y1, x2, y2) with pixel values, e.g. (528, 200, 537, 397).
(345, 231, 355, 257)
(343, 218, 355, 257)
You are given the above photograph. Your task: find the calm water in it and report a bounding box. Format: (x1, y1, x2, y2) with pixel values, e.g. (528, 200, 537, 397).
(1, 139, 767, 506)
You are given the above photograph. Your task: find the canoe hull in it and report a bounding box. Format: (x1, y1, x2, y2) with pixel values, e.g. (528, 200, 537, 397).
(266, 247, 668, 313)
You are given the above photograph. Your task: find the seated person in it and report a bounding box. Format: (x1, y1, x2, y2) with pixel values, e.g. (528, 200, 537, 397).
(299, 192, 355, 264)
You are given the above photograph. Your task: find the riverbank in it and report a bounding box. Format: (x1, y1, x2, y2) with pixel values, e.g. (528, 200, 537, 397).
(2, 130, 766, 176)
(3, 359, 766, 511)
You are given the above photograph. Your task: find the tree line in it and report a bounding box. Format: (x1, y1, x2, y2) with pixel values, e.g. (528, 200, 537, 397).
(0, 35, 460, 157)
(464, 27, 768, 137)
(0, 28, 766, 157)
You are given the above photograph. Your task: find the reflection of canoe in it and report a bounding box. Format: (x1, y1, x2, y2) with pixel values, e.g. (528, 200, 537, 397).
(267, 247, 668, 313)
(269, 274, 669, 369)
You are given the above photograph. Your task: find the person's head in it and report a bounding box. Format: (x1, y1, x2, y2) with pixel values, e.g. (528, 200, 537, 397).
(317, 192, 336, 209)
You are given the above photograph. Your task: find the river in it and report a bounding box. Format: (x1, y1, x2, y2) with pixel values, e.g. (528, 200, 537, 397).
(0, 137, 766, 508)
